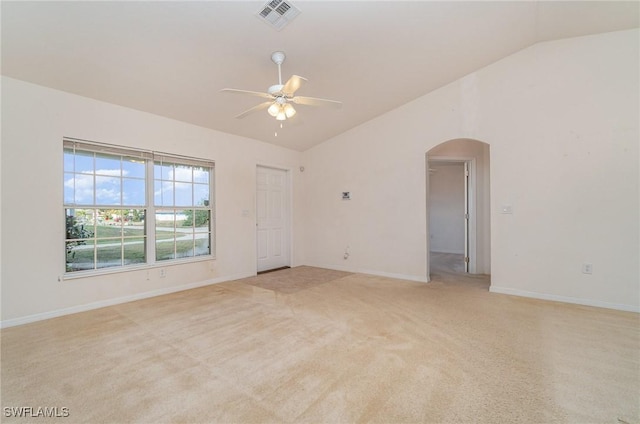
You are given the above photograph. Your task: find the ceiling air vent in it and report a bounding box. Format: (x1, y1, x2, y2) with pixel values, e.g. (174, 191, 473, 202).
(256, 0, 301, 31)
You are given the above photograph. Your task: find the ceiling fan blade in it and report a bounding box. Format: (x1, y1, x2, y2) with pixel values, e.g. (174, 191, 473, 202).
(221, 88, 272, 100)
(281, 75, 307, 96)
(292, 96, 342, 108)
(234, 101, 272, 119)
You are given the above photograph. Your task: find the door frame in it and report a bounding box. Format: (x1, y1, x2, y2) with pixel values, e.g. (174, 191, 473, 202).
(255, 164, 293, 273)
(426, 156, 478, 275)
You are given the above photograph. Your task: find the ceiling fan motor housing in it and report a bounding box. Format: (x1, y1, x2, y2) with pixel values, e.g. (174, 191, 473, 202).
(271, 51, 286, 65)
(268, 84, 285, 95)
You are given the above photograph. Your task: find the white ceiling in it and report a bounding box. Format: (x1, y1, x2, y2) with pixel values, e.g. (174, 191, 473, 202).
(2, 1, 638, 151)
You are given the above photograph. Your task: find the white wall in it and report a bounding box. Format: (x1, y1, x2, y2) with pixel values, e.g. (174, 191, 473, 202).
(428, 162, 465, 254)
(0, 77, 304, 326)
(302, 29, 639, 311)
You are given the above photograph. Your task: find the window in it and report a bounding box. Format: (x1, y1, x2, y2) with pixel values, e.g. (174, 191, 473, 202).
(64, 139, 214, 274)
(154, 158, 212, 261)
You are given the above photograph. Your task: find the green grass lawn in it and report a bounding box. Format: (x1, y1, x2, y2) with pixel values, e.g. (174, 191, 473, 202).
(66, 237, 210, 271)
(95, 225, 183, 238)
(66, 221, 211, 271)
(69, 224, 180, 245)
(96, 225, 145, 238)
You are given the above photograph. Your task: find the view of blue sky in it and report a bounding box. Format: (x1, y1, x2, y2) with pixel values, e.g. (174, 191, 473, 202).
(64, 151, 209, 207)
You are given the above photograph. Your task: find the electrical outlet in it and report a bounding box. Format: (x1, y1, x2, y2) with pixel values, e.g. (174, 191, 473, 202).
(160, 268, 167, 278)
(582, 263, 593, 274)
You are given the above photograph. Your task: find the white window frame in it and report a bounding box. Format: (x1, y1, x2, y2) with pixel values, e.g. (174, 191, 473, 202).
(63, 138, 215, 278)
(152, 153, 215, 263)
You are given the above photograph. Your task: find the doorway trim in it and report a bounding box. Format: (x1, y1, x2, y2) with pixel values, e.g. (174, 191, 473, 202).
(427, 155, 478, 276)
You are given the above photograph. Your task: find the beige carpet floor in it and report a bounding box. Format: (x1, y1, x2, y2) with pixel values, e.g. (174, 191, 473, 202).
(246, 266, 353, 294)
(1, 266, 639, 423)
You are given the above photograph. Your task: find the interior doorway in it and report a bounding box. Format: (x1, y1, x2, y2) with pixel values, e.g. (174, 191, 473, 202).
(426, 139, 491, 281)
(428, 159, 471, 274)
(256, 165, 291, 273)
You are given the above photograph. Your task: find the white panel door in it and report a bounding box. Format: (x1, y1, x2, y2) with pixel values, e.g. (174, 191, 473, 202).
(256, 166, 289, 272)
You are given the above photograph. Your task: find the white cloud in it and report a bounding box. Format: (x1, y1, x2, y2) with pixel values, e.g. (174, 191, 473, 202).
(65, 170, 124, 204)
(171, 167, 192, 182)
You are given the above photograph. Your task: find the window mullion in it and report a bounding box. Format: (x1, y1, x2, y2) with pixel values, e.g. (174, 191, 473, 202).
(174, 210, 178, 259)
(120, 214, 125, 267)
(92, 152, 97, 208)
(120, 158, 124, 267)
(93, 208, 98, 271)
(146, 159, 156, 265)
(213, 173, 215, 257)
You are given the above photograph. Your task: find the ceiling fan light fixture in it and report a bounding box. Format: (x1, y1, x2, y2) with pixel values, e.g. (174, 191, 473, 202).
(283, 103, 296, 118)
(267, 103, 280, 117)
(222, 51, 342, 122)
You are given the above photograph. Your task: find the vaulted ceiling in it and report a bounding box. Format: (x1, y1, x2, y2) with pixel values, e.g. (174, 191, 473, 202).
(2, 1, 638, 151)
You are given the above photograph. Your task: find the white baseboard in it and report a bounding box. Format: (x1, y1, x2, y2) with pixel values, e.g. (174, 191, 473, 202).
(0, 272, 255, 329)
(489, 286, 640, 313)
(305, 262, 429, 284)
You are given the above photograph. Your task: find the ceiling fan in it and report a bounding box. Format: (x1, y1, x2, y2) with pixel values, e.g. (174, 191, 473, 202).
(221, 51, 342, 121)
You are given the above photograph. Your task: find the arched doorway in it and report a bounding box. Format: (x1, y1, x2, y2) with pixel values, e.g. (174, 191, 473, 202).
(426, 138, 491, 280)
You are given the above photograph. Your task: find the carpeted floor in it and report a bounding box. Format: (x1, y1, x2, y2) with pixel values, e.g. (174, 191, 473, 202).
(246, 266, 353, 294)
(1, 266, 638, 423)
